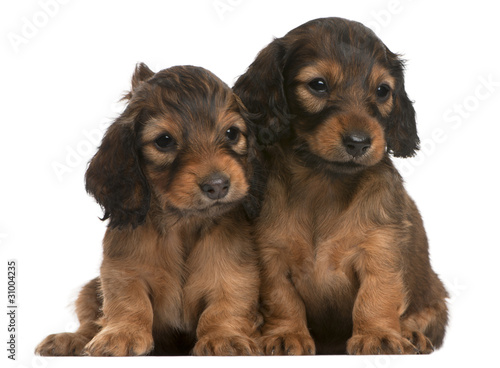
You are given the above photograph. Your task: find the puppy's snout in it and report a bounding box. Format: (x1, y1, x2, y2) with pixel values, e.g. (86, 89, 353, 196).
(342, 133, 372, 158)
(200, 173, 230, 200)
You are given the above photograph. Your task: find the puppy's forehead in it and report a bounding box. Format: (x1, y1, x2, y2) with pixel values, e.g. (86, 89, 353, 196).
(285, 18, 389, 73)
(138, 66, 246, 136)
(151, 66, 230, 124)
(285, 18, 396, 91)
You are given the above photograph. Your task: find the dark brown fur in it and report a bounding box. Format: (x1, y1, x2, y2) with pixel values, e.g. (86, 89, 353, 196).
(36, 64, 262, 356)
(234, 17, 448, 355)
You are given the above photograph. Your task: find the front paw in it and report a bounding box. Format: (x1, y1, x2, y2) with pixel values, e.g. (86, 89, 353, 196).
(402, 330, 434, 354)
(35, 332, 90, 356)
(82, 327, 153, 356)
(261, 332, 315, 355)
(193, 334, 261, 356)
(347, 330, 418, 355)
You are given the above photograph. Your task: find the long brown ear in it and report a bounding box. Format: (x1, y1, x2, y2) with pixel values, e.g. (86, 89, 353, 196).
(233, 39, 290, 146)
(385, 50, 420, 158)
(85, 63, 154, 228)
(85, 112, 150, 228)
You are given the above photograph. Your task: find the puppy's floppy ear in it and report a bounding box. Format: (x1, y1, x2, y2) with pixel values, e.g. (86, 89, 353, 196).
(385, 50, 420, 158)
(233, 38, 290, 146)
(85, 64, 154, 228)
(85, 112, 150, 228)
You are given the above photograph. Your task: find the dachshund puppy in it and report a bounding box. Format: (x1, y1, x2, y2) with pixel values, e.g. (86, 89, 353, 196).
(234, 17, 448, 355)
(36, 63, 262, 356)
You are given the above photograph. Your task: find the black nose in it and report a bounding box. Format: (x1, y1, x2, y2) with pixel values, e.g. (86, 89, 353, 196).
(343, 133, 372, 158)
(200, 174, 230, 200)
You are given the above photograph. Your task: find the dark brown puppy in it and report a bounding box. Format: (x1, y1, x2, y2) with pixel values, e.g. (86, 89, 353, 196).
(234, 17, 448, 355)
(36, 64, 262, 356)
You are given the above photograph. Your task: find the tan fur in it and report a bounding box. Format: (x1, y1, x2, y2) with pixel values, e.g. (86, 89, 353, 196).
(35, 64, 262, 356)
(233, 17, 448, 355)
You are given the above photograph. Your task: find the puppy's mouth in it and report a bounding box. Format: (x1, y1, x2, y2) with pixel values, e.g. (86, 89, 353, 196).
(294, 145, 367, 175)
(328, 160, 365, 171)
(172, 197, 242, 218)
(166, 190, 245, 216)
(319, 158, 367, 175)
(198, 197, 240, 210)
(162, 170, 249, 218)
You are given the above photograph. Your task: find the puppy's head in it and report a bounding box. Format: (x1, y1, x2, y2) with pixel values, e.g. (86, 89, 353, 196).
(85, 63, 256, 228)
(234, 17, 419, 174)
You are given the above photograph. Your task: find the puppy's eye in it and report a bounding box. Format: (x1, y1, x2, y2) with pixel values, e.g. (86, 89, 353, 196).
(225, 127, 240, 142)
(308, 78, 328, 93)
(376, 84, 391, 101)
(155, 134, 175, 150)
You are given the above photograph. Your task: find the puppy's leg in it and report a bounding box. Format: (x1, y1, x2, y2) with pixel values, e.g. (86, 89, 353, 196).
(257, 250, 315, 355)
(189, 230, 262, 356)
(400, 292, 448, 354)
(36, 277, 102, 356)
(193, 300, 262, 356)
(82, 267, 154, 356)
(347, 229, 417, 355)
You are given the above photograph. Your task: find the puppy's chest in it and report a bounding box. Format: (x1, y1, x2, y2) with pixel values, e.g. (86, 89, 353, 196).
(147, 225, 208, 331)
(278, 185, 359, 302)
(289, 220, 358, 300)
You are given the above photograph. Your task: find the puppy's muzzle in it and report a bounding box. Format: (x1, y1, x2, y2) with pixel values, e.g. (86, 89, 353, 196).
(200, 173, 230, 200)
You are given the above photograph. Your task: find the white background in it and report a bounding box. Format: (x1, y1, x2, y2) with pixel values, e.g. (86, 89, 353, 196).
(1, 1, 499, 367)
